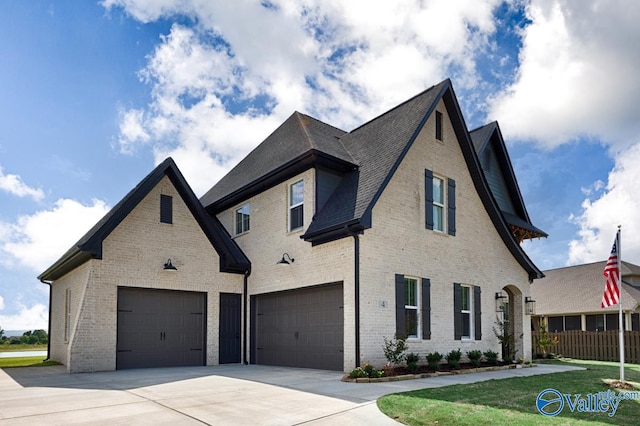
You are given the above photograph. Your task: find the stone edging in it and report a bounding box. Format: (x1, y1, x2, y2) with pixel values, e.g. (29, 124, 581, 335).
(341, 363, 536, 383)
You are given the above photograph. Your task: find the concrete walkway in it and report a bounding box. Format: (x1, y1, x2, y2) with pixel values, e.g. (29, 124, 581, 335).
(0, 363, 583, 425)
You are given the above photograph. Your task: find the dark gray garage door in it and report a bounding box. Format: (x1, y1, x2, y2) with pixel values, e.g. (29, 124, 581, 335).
(117, 287, 206, 369)
(252, 283, 343, 371)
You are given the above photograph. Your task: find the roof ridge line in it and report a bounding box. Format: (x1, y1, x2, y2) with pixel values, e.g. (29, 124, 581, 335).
(348, 79, 450, 134)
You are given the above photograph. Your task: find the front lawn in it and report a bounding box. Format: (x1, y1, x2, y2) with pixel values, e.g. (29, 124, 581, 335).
(0, 356, 58, 368)
(0, 344, 47, 351)
(377, 359, 640, 425)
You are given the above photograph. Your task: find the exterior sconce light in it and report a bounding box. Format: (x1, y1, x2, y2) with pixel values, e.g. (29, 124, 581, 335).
(525, 296, 536, 315)
(495, 291, 507, 313)
(277, 253, 295, 265)
(163, 259, 178, 271)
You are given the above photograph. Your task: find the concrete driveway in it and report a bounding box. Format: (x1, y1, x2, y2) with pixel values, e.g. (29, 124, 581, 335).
(0, 364, 582, 425)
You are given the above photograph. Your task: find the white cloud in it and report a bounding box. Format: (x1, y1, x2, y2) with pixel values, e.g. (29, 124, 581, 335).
(104, 0, 507, 194)
(0, 198, 111, 273)
(488, 1, 640, 149)
(0, 295, 4, 311)
(0, 164, 45, 201)
(568, 143, 640, 265)
(0, 301, 48, 331)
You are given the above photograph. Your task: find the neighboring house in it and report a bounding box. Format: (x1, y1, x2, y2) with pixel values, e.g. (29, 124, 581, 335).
(532, 261, 640, 332)
(39, 79, 545, 373)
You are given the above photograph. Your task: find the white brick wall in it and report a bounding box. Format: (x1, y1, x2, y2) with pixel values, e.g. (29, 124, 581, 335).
(358, 99, 532, 365)
(52, 176, 243, 372)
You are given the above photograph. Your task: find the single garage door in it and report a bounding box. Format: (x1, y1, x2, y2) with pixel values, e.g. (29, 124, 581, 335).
(117, 287, 206, 369)
(253, 283, 343, 370)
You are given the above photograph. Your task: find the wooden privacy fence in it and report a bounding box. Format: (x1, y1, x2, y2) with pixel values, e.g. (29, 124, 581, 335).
(532, 330, 640, 364)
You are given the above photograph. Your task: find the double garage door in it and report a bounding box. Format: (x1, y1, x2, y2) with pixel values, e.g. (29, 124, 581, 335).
(116, 288, 206, 369)
(252, 283, 344, 371)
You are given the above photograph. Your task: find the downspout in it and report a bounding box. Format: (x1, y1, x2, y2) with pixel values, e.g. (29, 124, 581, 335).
(352, 233, 360, 369)
(243, 270, 250, 365)
(39, 278, 52, 362)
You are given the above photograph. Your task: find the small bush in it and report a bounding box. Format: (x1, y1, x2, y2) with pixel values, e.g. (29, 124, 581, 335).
(405, 352, 420, 373)
(445, 349, 462, 368)
(349, 362, 384, 379)
(425, 352, 442, 370)
(484, 350, 498, 366)
(467, 350, 483, 367)
(382, 336, 408, 366)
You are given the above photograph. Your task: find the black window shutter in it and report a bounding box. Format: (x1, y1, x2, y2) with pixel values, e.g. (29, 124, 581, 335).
(425, 169, 434, 230)
(421, 278, 431, 340)
(395, 274, 406, 339)
(447, 178, 456, 236)
(453, 283, 462, 340)
(160, 194, 173, 224)
(435, 111, 443, 141)
(474, 286, 482, 340)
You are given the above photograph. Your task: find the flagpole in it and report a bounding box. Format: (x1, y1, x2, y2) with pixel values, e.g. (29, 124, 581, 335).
(618, 226, 624, 382)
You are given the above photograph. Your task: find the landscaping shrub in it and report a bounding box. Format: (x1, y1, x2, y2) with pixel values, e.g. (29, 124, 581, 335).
(405, 352, 420, 373)
(483, 350, 498, 365)
(349, 362, 384, 378)
(467, 349, 483, 367)
(445, 349, 462, 368)
(425, 352, 443, 370)
(382, 336, 408, 367)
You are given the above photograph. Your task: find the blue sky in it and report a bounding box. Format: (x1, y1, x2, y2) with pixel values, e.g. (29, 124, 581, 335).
(0, 0, 638, 331)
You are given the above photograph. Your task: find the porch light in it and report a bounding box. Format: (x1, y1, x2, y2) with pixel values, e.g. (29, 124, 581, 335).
(525, 296, 536, 315)
(277, 253, 295, 265)
(163, 259, 178, 271)
(495, 292, 507, 312)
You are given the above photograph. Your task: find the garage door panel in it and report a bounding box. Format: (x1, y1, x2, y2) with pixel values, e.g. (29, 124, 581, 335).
(254, 283, 343, 371)
(117, 288, 206, 369)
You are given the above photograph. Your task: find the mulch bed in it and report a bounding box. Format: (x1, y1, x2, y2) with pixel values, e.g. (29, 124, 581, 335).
(391, 361, 508, 376)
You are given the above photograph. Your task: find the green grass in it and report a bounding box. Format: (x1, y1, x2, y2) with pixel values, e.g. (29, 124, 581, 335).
(377, 360, 640, 425)
(0, 356, 59, 368)
(0, 343, 47, 351)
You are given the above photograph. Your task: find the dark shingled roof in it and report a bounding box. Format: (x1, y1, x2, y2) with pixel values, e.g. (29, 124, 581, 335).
(39, 158, 250, 281)
(533, 261, 640, 315)
(470, 121, 547, 239)
(200, 112, 353, 210)
(202, 79, 543, 281)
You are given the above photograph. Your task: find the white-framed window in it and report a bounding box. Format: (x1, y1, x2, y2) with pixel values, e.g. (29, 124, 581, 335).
(404, 277, 420, 339)
(289, 180, 304, 231)
(234, 204, 250, 235)
(64, 288, 71, 343)
(432, 176, 445, 232)
(461, 285, 473, 339)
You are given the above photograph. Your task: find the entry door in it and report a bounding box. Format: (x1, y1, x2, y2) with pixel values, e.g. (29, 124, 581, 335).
(117, 287, 206, 369)
(219, 292, 242, 363)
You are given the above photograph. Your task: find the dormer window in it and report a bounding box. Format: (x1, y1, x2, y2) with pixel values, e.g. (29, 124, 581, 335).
(289, 180, 304, 231)
(235, 204, 250, 235)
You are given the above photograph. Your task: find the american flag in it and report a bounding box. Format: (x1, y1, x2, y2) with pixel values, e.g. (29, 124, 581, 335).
(601, 234, 620, 308)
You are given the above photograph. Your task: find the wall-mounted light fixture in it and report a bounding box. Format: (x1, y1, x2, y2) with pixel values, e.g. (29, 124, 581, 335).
(495, 291, 507, 312)
(277, 253, 295, 265)
(163, 259, 178, 271)
(525, 296, 536, 315)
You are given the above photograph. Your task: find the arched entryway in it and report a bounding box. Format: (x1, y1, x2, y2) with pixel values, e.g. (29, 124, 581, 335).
(496, 285, 524, 362)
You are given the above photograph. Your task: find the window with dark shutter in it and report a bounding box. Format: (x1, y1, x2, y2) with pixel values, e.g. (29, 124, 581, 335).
(421, 278, 431, 340)
(160, 194, 172, 224)
(447, 178, 456, 236)
(395, 274, 406, 339)
(425, 170, 434, 230)
(474, 286, 482, 340)
(435, 110, 443, 141)
(453, 283, 462, 340)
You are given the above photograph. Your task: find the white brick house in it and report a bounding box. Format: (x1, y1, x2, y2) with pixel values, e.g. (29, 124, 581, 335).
(40, 79, 546, 373)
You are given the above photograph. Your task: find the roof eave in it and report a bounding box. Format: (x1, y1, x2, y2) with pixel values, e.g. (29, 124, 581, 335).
(205, 150, 358, 213)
